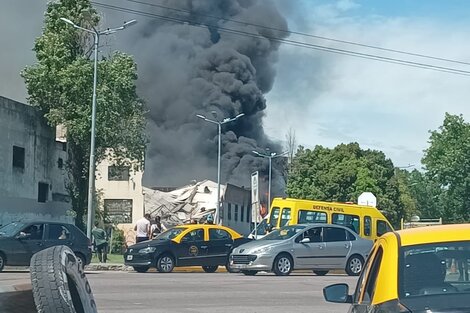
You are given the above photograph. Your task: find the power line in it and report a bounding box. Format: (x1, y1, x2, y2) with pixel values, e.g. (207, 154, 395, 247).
(91, 2, 470, 77)
(121, 0, 470, 67)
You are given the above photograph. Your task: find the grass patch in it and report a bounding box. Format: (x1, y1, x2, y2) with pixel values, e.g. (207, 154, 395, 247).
(91, 253, 124, 264)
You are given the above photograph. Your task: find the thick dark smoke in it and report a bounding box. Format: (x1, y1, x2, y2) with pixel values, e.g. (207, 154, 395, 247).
(124, 0, 289, 195)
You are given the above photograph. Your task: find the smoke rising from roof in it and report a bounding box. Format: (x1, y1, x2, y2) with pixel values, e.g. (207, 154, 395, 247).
(126, 0, 288, 194)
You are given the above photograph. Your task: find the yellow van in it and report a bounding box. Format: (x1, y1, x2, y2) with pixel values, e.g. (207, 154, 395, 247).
(267, 198, 393, 241)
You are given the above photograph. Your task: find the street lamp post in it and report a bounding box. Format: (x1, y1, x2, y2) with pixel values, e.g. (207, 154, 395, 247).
(252, 149, 287, 208)
(61, 17, 137, 239)
(197, 111, 245, 224)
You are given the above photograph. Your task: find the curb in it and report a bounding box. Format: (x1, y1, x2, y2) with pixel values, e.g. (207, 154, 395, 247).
(85, 263, 229, 273)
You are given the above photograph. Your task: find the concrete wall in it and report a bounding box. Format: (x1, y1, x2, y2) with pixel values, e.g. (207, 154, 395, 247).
(0, 96, 71, 226)
(221, 184, 252, 236)
(95, 156, 144, 226)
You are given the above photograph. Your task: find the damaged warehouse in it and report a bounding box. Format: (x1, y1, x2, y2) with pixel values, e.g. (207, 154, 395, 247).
(143, 180, 254, 238)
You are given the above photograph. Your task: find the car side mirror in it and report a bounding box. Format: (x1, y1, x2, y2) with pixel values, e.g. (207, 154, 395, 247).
(17, 232, 30, 240)
(300, 237, 310, 244)
(323, 284, 352, 303)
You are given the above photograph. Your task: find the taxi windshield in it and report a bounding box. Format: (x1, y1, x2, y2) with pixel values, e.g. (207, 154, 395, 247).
(154, 227, 186, 240)
(0, 222, 25, 237)
(261, 225, 306, 241)
(399, 241, 470, 311)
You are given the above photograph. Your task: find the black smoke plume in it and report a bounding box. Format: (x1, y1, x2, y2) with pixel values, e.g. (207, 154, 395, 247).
(127, 0, 288, 195)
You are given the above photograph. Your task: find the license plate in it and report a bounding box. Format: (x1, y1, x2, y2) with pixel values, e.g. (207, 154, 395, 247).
(126, 255, 133, 261)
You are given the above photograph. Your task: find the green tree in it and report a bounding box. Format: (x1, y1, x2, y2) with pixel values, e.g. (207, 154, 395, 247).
(422, 113, 470, 222)
(286, 143, 407, 226)
(22, 0, 146, 230)
(406, 169, 442, 219)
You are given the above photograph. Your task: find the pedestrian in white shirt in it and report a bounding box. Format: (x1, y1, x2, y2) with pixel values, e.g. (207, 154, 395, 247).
(134, 213, 151, 243)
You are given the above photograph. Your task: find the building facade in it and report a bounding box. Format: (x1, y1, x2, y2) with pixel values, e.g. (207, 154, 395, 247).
(0, 96, 71, 226)
(95, 157, 144, 226)
(220, 183, 252, 236)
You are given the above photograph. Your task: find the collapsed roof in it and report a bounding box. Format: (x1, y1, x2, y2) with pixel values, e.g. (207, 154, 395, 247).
(144, 180, 226, 226)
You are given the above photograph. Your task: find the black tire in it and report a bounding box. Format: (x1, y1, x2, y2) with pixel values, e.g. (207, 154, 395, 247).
(134, 266, 150, 273)
(30, 245, 98, 313)
(313, 270, 329, 276)
(202, 265, 218, 273)
(0, 252, 5, 272)
(273, 253, 293, 276)
(156, 254, 175, 273)
(241, 270, 258, 276)
(225, 261, 239, 273)
(346, 254, 364, 276)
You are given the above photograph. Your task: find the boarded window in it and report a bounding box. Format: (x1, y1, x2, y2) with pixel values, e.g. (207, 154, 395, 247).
(235, 204, 239, 222)
(108, 166, 130, 181)
(227, 203, 232, 221)
(38, 183, 49, 203)
(104, 199, 133, 223)
(57, 158, 64, 169)
(13, 146, 25, 169)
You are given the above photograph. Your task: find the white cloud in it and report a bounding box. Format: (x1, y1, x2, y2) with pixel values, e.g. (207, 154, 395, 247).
(265, 9, 470, 168)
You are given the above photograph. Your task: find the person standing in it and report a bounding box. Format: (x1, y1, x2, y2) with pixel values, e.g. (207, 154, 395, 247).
(92, 222, 108, 263)
(150, 216, 167, 239)
(134, 213, 151, 243)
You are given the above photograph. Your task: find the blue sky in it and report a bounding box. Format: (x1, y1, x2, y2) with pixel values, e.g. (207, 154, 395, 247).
(264, 0, 470, 169)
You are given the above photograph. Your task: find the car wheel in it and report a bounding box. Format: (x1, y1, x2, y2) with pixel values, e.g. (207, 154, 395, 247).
(30, 245, 98, 313)
(0, 252, 5, 272)
(202, 265, 218, 273)
(134, 266, 150, 273)
(156, 254, 175, 273)
(225, 261, 239, 273)
(313, 270, 329, 276)
(346, 255, 364, 276)
(241, 270, 258, 276)
(273, 253, 293, 276)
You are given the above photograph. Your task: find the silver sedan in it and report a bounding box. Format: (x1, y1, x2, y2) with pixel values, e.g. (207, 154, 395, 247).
(229, 224, 373, 276)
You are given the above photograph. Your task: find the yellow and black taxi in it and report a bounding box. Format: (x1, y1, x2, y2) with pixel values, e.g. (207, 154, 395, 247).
(124, 224, 250, 273)
(323, 224, 470, 312)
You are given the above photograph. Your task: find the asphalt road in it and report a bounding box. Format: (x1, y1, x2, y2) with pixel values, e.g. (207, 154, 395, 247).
(0, 270, 357, 313)
(89, 270, 356, 313)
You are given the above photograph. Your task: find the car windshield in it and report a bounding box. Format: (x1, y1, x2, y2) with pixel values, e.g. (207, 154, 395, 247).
(0, 222, 26, 237)
(252, 219, 268, 236)
(260, 225, 306, 241)
(154, 227, 186, 240)
(399, 240, 470, 311)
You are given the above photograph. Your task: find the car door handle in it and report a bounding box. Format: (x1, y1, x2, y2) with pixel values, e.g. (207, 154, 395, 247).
(36, 242, 44, 246)
(200, 246, 208, 249)
(344, 244, 350, 249)
(318, 245, 324, 249)
(225, 244, 232, 247)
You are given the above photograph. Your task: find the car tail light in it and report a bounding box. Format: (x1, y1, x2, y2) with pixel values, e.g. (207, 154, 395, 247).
(373, 300, 411, 313)
(88, 238, 93, 251)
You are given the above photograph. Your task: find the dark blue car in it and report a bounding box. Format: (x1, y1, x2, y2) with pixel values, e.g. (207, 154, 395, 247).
(0, 221, 92, 271)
